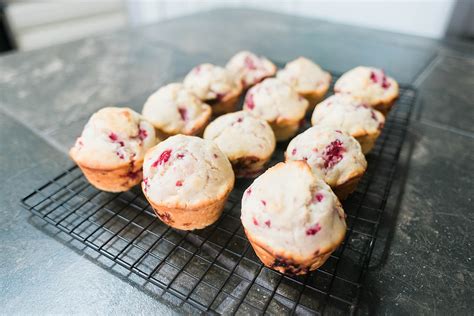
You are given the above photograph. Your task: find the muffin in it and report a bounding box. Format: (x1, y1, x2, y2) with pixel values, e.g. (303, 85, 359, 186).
(241, 161, 346, 275)
(70, 107, 157, 192)
(334, 66, 399, 115)
(285, 127, 367, 200)
(226, 51, 277, 89)
(142, 83, 212, 138)
(141, 135, 234, 230)
(311, 94, 385, 154)
(183, 63, 242, 115)
(242, 78, 309, 141)
(276, 57, 331, 110)
(203, 111, 276, 178)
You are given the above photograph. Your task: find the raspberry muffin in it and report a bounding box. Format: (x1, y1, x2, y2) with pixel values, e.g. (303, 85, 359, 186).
(70, 107, 157, 192)
(243, 78, 309, 141)
(142, 83, 212, 138)
(203, 111, 276, 178)
(241, 161, 346, 275)
(286, 127, 367, 200)
(142, 135, 234, 230)
(311, 94, 385, 154)
(226, 51, 277, 89)
(183, 63, 242, 115)
(276, 57, 331, 110)
(334, 66, 399, 115)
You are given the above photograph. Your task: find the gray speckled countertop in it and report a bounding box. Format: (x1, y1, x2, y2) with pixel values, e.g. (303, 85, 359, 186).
(0, 8, 473, 315)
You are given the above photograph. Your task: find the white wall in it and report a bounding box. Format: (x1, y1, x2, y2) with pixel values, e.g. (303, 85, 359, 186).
(6, 0, 457, 51)
(7, 0, 127, 50)
(127, 0, 456, 38)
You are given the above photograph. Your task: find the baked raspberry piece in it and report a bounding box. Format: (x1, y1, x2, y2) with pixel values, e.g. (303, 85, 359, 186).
(322, 140, 345, 169)
(370, 69, 391, 89)
(244, 92, 255, 110)
(313, 193, 324, 203)
(126, 169, 141, 180)
(151, 149, 172, 168)
(306, 223, 322, 236)
(143, 177, 150, 190)
(138, 128, 148, 141)
(244, 55, 257, 70)
(108, 132, 118, 141)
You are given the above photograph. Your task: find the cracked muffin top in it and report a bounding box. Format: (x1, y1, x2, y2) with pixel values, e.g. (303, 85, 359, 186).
(226, 51, 277, 89)
(142, 135, 234, 206)
(70, 107, 156, 169)
(311, 94, 385, 137)
(334, 66, 399, 106)
(285, 126, 367, 187)
(142, 83, 211, 135)
(243, 78, 308, 123)
(277, 57, 331, 93)
(203, 111, 276, 162)
(183, 63, 242, 102)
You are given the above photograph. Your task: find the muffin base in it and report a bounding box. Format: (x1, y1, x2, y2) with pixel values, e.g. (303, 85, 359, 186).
(241, 75, 274, 91)
(76, 160, 143, 193)
(231, 155, 271, 178)
(301, 86, 330, 111)
(354, 131, 381, 154)
(372, 98, 397, 116)
(270, 122, 299, 142)
(245, 228, 343, 275)
(208, 91, 241, 116)
(143, 186, 232, 230)
(332, 174, 363, 201)
(154, 115, 211, 141)
(187, 118, 211, 137)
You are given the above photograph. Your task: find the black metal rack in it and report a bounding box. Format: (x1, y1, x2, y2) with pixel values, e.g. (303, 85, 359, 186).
(21, 74, 416, 314)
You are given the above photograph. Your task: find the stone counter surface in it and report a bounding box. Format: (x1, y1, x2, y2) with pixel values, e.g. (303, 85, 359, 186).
(0, 8, 472, 315)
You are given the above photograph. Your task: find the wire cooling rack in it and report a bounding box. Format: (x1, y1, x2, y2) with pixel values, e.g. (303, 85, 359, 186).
(21, 74, 416, 314)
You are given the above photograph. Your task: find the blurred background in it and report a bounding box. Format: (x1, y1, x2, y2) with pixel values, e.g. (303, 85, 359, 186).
(0, 0, 472, 52)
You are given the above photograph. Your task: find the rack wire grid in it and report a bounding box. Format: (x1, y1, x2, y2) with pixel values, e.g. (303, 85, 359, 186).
(21, 73, 416, 315)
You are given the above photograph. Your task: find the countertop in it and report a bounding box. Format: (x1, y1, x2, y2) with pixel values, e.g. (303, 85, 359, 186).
(0, 8, 473, 315)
